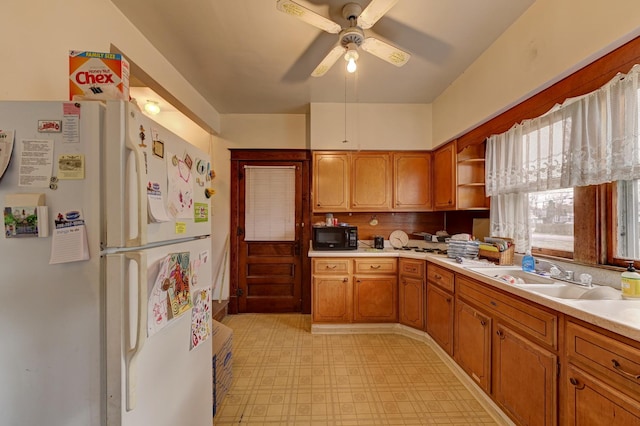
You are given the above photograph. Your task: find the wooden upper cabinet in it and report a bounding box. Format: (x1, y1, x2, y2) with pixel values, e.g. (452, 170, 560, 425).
(433, 141, 457, 210)
(313, 152, 349, 212)
(350, 152, 392, 211)
(393, 152, 432, 211)
(312, 149, 438, 212)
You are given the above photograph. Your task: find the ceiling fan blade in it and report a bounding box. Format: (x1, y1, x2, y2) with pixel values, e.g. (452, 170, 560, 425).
(276, 0, 341, 34)
(311, 45, 347, 77)
(358, 0, 399, 29)
(361, 37, 411, 67)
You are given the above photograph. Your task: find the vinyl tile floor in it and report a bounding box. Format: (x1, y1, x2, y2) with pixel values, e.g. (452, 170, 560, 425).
(214, 314, 505, 426)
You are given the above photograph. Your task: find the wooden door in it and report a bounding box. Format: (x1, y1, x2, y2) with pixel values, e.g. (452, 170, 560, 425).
(433, 141, 456, 210)
(454, 299, 492, 392)
(494, 322, 558, 426)
(230, 150, 311, 314)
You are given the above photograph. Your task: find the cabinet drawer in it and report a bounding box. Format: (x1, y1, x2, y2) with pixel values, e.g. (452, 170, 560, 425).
(354, 258, 397, 274)
(399, 258, 425, 279)
(566, 321, 640, 395)
(457, 275, 557, 348)
(427, 263, 455, 292)
(313, 258, 352, 275)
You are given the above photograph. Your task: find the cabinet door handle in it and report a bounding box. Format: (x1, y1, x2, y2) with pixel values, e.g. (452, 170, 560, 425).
(611, 359, 640, 380)
(479, 319, 486, 326)
(568, 377, 585, 389)
(496, 329, 505, 339)
(446, 297, 452, 303)
(434, 274, 442, 280)
(326, 265, 337, 269)
(343, 278, 348, 283)
(370, 265, 381, 269)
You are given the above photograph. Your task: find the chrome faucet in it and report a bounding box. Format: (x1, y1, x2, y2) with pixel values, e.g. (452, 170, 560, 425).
(534, 259, 593, 287)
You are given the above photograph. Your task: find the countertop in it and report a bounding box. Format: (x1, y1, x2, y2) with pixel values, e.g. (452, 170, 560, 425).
(308, 247, 640, 342)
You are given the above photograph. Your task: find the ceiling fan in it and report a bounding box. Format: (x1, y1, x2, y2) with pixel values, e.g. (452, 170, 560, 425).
(276, 0, 411, 77)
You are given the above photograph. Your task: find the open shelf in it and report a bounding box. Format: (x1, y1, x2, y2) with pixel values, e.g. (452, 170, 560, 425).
(457, 142, 489, 210)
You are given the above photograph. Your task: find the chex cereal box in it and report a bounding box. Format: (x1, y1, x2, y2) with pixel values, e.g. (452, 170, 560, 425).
(69, 51, 130, 101)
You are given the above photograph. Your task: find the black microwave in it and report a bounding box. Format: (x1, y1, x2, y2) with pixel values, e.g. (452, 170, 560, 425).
(312, 226, 358, 250)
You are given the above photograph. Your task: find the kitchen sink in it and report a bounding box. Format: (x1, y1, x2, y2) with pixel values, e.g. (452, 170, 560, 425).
(466, 266, 623, 300)
(465, 267, 556, 284)
(517, 283, 622, 300)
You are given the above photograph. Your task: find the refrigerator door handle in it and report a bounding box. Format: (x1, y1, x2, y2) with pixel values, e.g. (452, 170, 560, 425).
(125, 135, 148, 247)
(124, 251, 148, 412)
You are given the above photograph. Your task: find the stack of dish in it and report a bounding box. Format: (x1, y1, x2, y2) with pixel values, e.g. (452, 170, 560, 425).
(447, 240, 480, 259)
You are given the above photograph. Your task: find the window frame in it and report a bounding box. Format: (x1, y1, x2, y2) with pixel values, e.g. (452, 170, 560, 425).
(607, 182, 640, 268)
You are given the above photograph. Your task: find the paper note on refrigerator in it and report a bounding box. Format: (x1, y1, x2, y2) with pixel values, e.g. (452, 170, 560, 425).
(166, 151, 194, 219)
(146, 181, 170, 222)
(49, 210, 89, 264)
(190, 287, 211, 350)
(18, 139, 54, 188)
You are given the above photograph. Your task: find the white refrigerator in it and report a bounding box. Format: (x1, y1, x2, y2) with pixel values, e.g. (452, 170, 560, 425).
(0, 100, 214, 426)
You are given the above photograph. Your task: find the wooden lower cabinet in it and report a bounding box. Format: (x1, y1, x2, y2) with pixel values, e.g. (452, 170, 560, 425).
(312, 275, 352, 322)
(426, 283, 455, 354)
(493, 322, 558, 426)
(565, 364, 640, 425)
(399, 275, 424, 329)
(312, 257, 397, 323)
(455, 275, 559, 425)
(565, 320, 640, 425)
(454, 299, 492, 392)
(312, 258, 352, 323)
(398, 259, 425, 330)
(353, 275, 398, 322)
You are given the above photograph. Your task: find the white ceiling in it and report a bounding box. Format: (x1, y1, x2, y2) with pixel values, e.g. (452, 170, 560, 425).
(113, 0, 535, 114)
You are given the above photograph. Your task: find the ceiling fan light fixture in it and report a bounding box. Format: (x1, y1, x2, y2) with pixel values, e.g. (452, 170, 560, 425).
(144, 100, 160, 115)
(344, 43, 359, 73)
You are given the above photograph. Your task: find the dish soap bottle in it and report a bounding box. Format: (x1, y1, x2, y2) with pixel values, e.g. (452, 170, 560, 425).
(621, 261, 640, 299)
(522, 250, 535, 273)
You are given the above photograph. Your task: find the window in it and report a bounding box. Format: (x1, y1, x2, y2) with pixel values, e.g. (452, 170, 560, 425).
(615, 179, 640, 262)
(487, 64, 640, 262)
(244, 165, 296, 241)
(529, 188, 574, 256)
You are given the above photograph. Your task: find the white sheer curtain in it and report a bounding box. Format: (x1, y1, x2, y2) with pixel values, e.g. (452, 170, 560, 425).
(486, 64, 640, 251)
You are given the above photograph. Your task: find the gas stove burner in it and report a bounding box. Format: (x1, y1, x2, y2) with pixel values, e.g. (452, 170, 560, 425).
(414, 248, 448, 255)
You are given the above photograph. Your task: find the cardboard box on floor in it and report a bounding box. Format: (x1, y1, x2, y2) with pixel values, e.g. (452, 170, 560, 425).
(213, 320, 232, 418)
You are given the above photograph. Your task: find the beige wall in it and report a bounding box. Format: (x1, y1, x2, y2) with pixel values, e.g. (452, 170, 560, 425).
(432, 0, 640, 146)
(220, 114, 308, 149)
(310, 103, 432, 150)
